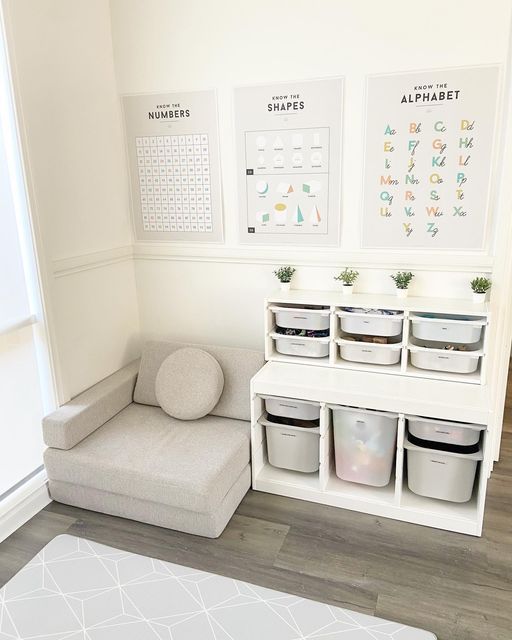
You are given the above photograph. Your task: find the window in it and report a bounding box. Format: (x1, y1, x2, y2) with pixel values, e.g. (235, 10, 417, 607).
(0, 9, 55, 504)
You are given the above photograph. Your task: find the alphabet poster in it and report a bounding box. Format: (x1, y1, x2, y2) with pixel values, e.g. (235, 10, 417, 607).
(122, 90, 223, 242)
(234, 78, 343, 246)
(362, 66, 499, 249)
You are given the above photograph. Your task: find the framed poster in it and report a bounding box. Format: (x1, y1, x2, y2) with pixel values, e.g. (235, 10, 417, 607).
(361, 66, 499, 249)
(122, 90, 223, 242)
(234, 78, 343, 245)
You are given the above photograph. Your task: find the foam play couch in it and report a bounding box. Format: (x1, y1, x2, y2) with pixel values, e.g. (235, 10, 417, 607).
(42, 341, 264, 537)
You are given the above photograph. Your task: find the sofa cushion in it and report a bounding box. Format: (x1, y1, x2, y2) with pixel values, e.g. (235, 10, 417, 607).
(155, 348, 224, 420)
(44, 403, 250, 513)
(133, 341, 265, 421)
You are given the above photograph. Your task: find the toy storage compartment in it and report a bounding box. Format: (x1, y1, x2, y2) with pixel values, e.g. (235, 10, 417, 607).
(404, 435, 482, 503)
(337, 309, 404, 337)
(271, 333, 330, 358)
(336, 339, 402, 366)
(270, 304, 330, 331)
(330, 405, 398, 487)
(410, 313, 485, 344)
(407, 416, 485, 453)
(259, 416, 320, 473)
(409, 338, 482, 374)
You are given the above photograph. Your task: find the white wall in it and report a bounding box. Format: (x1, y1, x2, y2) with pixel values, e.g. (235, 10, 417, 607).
(4, 0, 512, 440)
(110, 0, 511, 351)
(4, 0, 141, 400)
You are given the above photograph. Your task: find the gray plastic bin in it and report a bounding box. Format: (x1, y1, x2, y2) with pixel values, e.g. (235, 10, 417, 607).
(405, 435, 482, 503)
(262, 418, 320, 473)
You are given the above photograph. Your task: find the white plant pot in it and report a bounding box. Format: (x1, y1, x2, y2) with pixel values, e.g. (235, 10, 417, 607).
(396, 288, 408, 298)
(280, 282, 291, 292)
(472, 292, 486, 303)
(342, 285, 354, 296)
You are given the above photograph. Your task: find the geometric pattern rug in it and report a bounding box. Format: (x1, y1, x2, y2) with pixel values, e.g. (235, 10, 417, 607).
(0, 534, 435, 639)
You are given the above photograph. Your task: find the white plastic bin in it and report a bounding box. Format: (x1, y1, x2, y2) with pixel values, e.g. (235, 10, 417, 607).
(411, 313, 484, 344)
(337, 339, 401, 366)
(262, 418, 320, 473)
(409, 343, 480, 374)
(405, 435, 482, 503)
(270, 305, 330, 331)
(264, 396, 320, 422)
(338, 310, 403, 337)
(407, 416, 484, 450)
(331, 406, 398, 487)
(274, 335, 329, 358)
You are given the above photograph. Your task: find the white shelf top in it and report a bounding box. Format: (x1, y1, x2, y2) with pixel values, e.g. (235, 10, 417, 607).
(267, 289, 489, 316)
(252, 361, 491, 424)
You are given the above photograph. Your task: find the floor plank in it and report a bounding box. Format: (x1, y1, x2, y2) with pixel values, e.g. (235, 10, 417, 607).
(0, 509, 76, 585)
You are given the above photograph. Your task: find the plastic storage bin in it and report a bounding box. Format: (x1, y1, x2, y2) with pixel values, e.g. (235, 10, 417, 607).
(337, 339, 401, 366)
(265, 396, 320, 422)
(409, 343, 480, 374)
(338, 310, 403, 337)
(410, 313, 484, 344)
(270, 305, 330, 331)
(262, 418, 320, 473)
(274, 335, 329, 358)
(405, 435, 482, 502)
(407, 416, 484, 453)
(331, 406, 398, 486)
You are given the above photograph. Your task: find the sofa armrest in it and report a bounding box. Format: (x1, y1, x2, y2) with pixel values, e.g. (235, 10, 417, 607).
(43, 360, 140, 450)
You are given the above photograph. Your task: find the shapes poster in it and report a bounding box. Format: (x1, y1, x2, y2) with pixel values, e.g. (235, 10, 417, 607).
(362, 67, 499, 249)
(122, 90, 223, 242)
(234, 78, 343, 245)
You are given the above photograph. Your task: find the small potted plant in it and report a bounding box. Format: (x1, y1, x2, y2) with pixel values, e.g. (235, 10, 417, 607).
(391, 271, 414, 298)
(470, 276, 491, 303)
(274, 266, 296, 291)
(334, 268, 359, 295)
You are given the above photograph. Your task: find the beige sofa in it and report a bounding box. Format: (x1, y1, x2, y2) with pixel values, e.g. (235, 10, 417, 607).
(42, 341, 264, 538)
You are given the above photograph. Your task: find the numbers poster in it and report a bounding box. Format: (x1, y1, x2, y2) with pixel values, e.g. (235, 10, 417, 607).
(361, 66, 499, 249)
(122, 90, 223, 242)
(234, 78, 343, 246)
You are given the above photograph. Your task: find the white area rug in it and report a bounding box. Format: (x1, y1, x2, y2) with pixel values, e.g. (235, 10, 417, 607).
(0, 534, 435, 639)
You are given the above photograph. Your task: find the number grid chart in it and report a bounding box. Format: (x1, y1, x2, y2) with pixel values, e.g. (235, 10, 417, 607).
(136, 133, 212, 233)
(123, 89, 223, 243)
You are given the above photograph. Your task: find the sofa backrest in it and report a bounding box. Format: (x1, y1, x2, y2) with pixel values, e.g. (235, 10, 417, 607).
(133, 341, 265, 422)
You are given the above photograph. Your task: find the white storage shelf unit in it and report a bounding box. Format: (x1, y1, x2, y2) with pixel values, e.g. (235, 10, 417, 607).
(251, 362, 492, 535)
(265, 290, 490, 384)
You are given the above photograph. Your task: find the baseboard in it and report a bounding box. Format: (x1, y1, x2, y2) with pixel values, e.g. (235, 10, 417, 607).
(0, 470, 51, 543)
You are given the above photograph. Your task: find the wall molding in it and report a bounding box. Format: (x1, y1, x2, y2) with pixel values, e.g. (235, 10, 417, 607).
(50, 241, 495, 277)
(133, 242, 494, 272)
(0, 470, 51, 543)
(52, 245, 134, 278)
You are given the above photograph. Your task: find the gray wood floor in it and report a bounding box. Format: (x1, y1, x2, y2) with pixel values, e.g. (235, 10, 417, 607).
(1, 434, 511, 639)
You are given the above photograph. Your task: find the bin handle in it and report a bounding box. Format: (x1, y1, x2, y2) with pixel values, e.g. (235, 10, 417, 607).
(257, 394, 321, 407)
(270, 331, 330, 343)
(336, 338, 404, 349)
(407, 343, 483, 357)
(336, 310, 404, 320)
(405, 415, 486, 431)
(269, 305, 331, 316)
(326, 404, 398, 419)
(410, 314, 486, 327)
(258, 417, 320, 434)
(404, 434, 483, 460)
